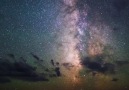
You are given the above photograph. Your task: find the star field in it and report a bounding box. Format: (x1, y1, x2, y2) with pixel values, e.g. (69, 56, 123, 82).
(0, 0, 129, 90)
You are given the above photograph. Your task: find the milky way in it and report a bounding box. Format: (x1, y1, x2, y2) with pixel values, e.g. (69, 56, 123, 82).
(55, 0, 115, 81)
(55, 0, 82, 82)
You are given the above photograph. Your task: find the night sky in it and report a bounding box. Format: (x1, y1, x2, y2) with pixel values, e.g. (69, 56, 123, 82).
(0, 0, 60, 60)
(0, 0, 129, 59)
(0, 0, 129, 90)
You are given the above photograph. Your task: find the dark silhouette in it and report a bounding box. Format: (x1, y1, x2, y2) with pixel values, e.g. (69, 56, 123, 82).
(55, 67, 61, 77)
(30, 53, 40, 61)
(51, 59, 55, 66)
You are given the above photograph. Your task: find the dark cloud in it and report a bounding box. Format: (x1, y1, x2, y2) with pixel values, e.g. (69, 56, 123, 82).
(62, 62, 74, 70)
(81, 56, 115, 74)
(0, 56, 49, 83)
